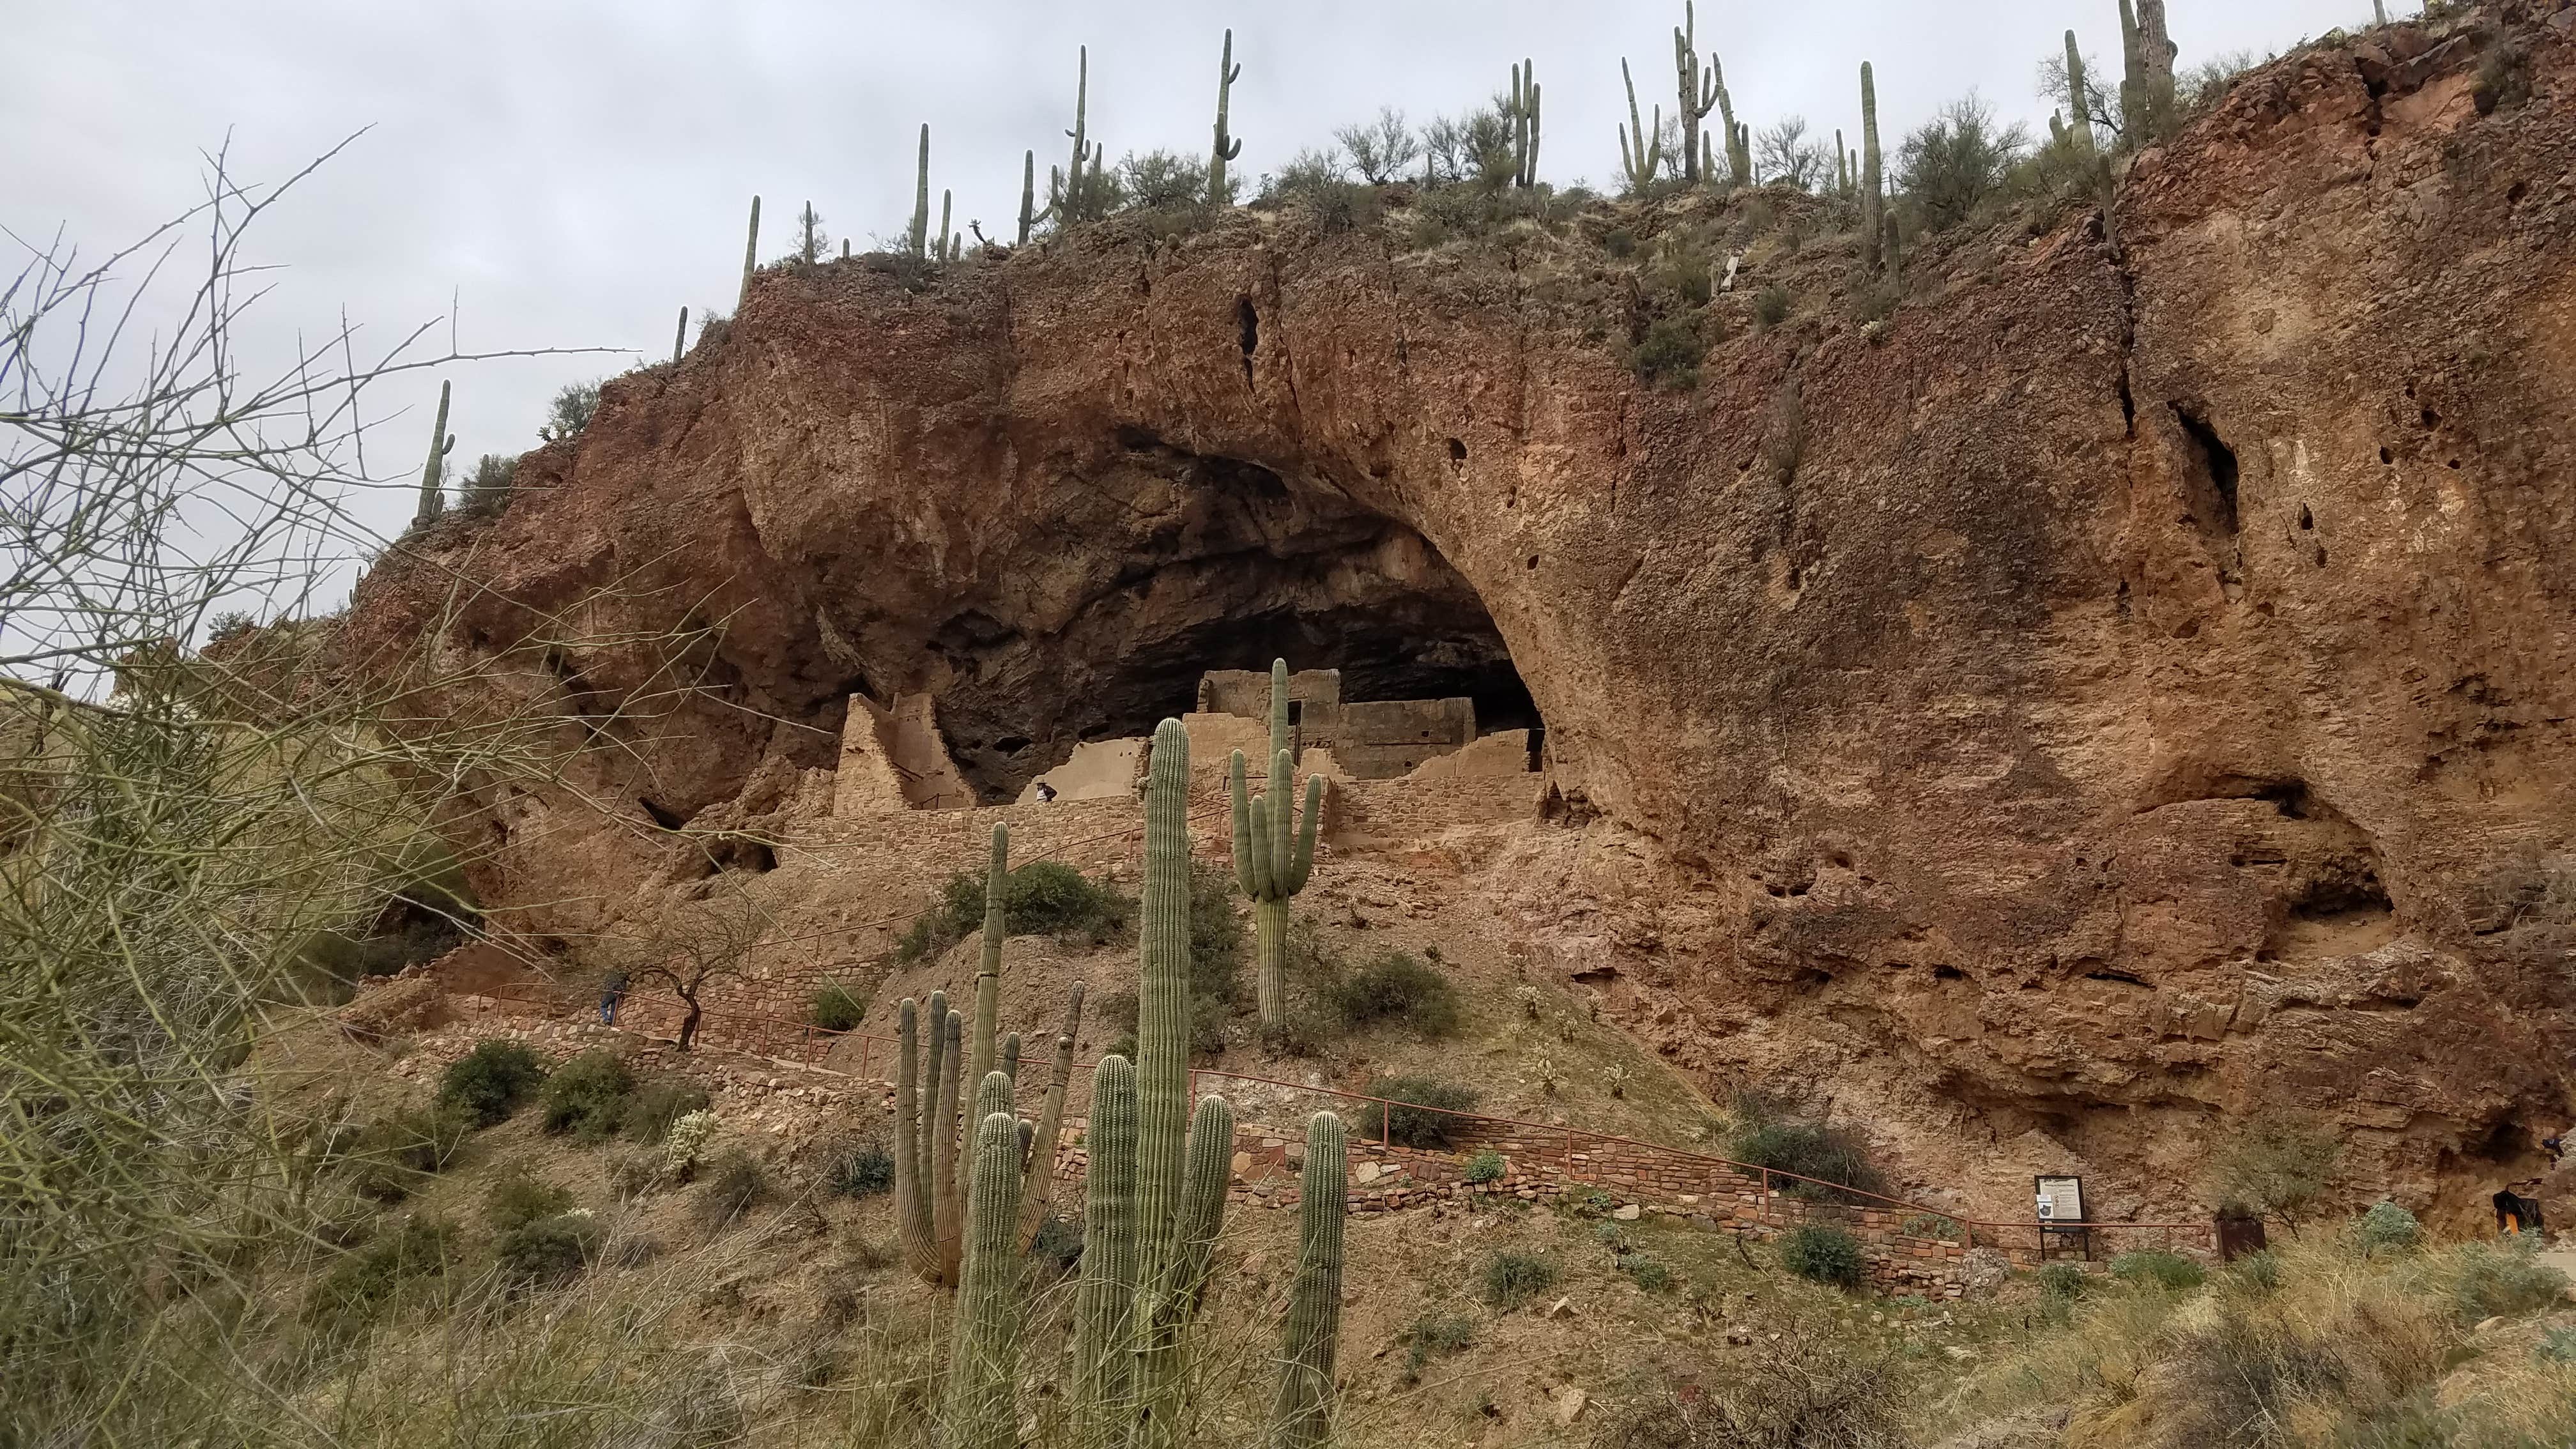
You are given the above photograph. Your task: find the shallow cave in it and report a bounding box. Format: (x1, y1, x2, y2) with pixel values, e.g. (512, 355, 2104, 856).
(908, 434, 1540, 802)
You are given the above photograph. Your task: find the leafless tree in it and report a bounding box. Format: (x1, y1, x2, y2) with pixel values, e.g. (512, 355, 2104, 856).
(1333, 107, 1420, 185)
(1754, 117, 1834, 191)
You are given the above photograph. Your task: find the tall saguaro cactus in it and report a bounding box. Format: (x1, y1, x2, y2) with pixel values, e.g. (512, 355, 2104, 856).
(411, 380, 452, 529)
(1618, 59, 1664, 196)
(1231, 660, 1322, 1031)
(1270, 1112, 1349, 1449)
(1507, 59, 1542, 188)
(1208, 29, 1243, 204)
(2064, 32, 2097, 157)
(893, 998, 939, 1282)
(1072, 1054, 1140, 1429)
(737, 195, 760, 310)
(1673, 1, 1716, 185)
(910, 125, 931, 260)
(671, 307, 688, 366)
(1859, 63, 1884, 273)
(969, 825, 1008, 1093)
(940, 1096, 1026, 1449)
(1018, 150, 1054, 243)
(1062, 45, 1098, 225)
(2136, 0, 2177, 139)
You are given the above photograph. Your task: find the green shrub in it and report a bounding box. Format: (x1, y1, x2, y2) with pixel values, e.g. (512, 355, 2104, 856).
(1629, 316, 1706, 389)
(2036, 1262, 2089, 1299)
(1188, 861, 1245, 1004)
(1462, 1150, 1506, 1185)
(695, 1148, 769, 1230)
(619, 1077, 710, 1144)
(823, 1138, 896, 1199)
(1326, 951, 1460, 1036)
(1894, 95, 2030, 233)
(495, 1211, 601, 1290)
(1400, 1315, 1475, 1382)
(1623, 1255, 1677, 1293)
(2358, 1200, 2421, 1254)
(437, 1039, 545, 1127)
(2540, 1327, 2576, 1364)
(810, 981, 866, 1032)
(1901, 1213, 1962, 1242)
(538, 1048, 633, 1140)
(1563, 1187, 1617, 1219)
(2441, 1239, 2570, 1324)
(924, 860, 1133, 954)
(2227, 1249, 2282, 1294)
(1754, 284, 1792, 328)
(346, 1101, 473, 1202)
(1729, 1096, 1886, 1204)
(1480, 1251, 1559, 1309)
(305, 1215, 457, 1328)
(2207, 1114, 2341, 1229)
(484, 1169, 574, 1232)
(1779, 1224, 1866, 1288)
(2109, 1249, 2206, 1291)
(1372, 1075, 1476, 1148)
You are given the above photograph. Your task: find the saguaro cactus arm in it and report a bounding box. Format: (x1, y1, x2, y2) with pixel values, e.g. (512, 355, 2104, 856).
(2064, 31, 2097, 155)
(1072, 1054, 1140, 1428)
(894, 998, 941, 1282)
(1619, 59, 1666, 195)
(931, 1002, 965, 1284)
(1017, 150, 1055, 243)
(1064, 46, 1091, 223)
(1673, 1, 1717, 183)
(1269, 1112, 1349, 1449)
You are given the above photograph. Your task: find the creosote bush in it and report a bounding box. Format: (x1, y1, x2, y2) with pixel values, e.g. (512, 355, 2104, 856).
(1325, 950, 1460, 1036)
(900, 859, 1133, 962)
(495, 1211, 602, 1291)
(344, 1100, 473, 1202)
(539, 1048, 634, 1140)
(438, 1039, 546, 1127)
(484, 1169, 574, 1232)
(1462, 1149, 1507, 1185)
(1480, 1250, 1560, 1309)
(1778, 1223, 1865, 1288)
(619, 1077, 710, 1144)
(1372, 1074, 1477, 1148)
(2359, 1199, 2422, 1255)
(1729, 1093, 1885, 1203)
(1629, 316, 1706, 389)
(810, 980, 866, 1032)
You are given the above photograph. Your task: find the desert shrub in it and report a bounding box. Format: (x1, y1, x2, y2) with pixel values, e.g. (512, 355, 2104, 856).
(1629, 316, 1706, 389)
(1266, 146, 1345, 200)
(2438, 1239, 2569, 1324)
(1257, 1004, 1335, 1057)
(1462, 1149, 1507, 1185)
(1850, 279, 1901, 324)
(695, 1148, 769, 1230)
(1563, 1187, 1617, 1220)
(1591, 1328, 1903, 1448)
(1188, 861, 1245, 1004)
(2227, 1249, 2283, 1294)
(1754, 284, 1791, 328)
(2542, 1327, 2576, 1363)
(809, 981, 866, 1032)
(1895, 94, 2030, 232)
(934, 860, 1132, 949)
(619, 1077, 710, 1144)
(1778, 1223, 1865, 1288)
(1372, 1075, 1476, 1148)
(483, 1169, 574, 1232)
(456, 453, 516, 517)
(345, 1100, 473, 1202)
(2358, 1200, 2421, 1255)
(1623, 1255, 1677, 1293)
(1326, 951, 1460, 1036)
(496, 1211, 601, 1290)
(1728, 1094, 1886, 1204)
(2208, 1114, 2340, 1229)
(663, 1109, 721, 1174)
(892, 907, 954, 963)
(2473, 26, 2531, 115)
(2109, 1249, 2205, 1292)
(1118, 148, 1222, 210)
(2036, 1262, 2089, 1299)
(822, 1138, 896, 1199)
(1029, 1213, 1086, 1276)
(437, 1039, 545, 1126)
(1400, 1315, 1475, 1382)
(539, 379, 601, 441)
(305, 1215, 458, 1328)
(538, 1048, 633, 1140)
(1901, 1213, 1961, 1241)
(1298, 181, 1383, 235)
(1643, 231, 1716, 307)
(1480, 1251, 1559, 1309)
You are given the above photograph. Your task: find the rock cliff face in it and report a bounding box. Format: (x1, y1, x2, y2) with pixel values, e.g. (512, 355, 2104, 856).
(348, 8, 2576, 1215)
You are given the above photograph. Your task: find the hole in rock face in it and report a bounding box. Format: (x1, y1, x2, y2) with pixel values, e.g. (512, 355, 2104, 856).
(923, 436, 1542, 801)
(2170, 403, 2241, 539)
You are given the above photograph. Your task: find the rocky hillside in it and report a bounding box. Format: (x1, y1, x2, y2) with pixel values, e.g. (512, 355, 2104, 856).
(346, 6, 2576, 1221)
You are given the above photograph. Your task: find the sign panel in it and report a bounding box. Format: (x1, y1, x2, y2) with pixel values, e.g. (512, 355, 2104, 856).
(2035, 1175, 2085, 1224)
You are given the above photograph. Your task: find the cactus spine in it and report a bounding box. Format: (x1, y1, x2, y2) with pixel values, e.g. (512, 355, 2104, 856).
(1618, 58, 1664, 196)
(1072, 1054, 1140, 1429)
(1018, 150, 1054, 243)
(1860, 63, 1884, 273)
(1674, 1, 1716, 184)
(1231, 660, 1322, 1031)
(738, 195, 760, 310)
(1507, 59, 1542, 188)
(1269, 1112, 1349, 1449)
(940, 1098, 1025, 1449)
(411, 380, 452, 528)
(910, 125, 931, 260)
(1209, 28, 1243, 204)
(2061, 33, 2097, 157)
(671, 307, 688, 366)
(1018, 983, 1087, 1245)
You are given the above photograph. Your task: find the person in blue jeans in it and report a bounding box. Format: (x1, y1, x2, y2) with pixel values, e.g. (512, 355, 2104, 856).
(600, 969, 628, 1025)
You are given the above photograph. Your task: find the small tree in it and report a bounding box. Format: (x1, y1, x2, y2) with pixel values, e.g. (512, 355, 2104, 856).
(538, 380, 601, 442)
(1334, 108, 1420, 185)
(1752, 117, 1832, 190)
(1896, 95, 2030, 233)
(620, 896, 768, 1052)
(2039, 47, 2123, 146)
(2207, 1114, 2342, 1231)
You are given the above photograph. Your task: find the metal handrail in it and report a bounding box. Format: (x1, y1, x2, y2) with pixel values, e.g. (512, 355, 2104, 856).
(461, 981, 2212, 1252)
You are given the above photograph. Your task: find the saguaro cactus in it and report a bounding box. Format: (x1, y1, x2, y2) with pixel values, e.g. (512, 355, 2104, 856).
(1063, 46, 1094, 224)
(2118, 0, 2148, 144)
(1507, 59, 1542, 188)
(930, 997, 965, 1282)
(969, 825, 1008, 1090)
(670, 307, 688, 366)
(411, 380, 452, 528)
(2064, 32, 2097, 157)
(893, 997, 940, 1282)
(1018, 983, 1087, 1245)
(910, 125, 931, 260)
(1133, 719, 1193, 1280)
(1618, 58, 1664, 195)
(1673, 1, 1716, 184)
(1231, 661, 1322, 1031)
(1270, 1112, 1349, 1449)
(1859, 63, 1884, 273)
(2136, 0, 2176, 136)
(1017, 150, 1054, 243)
(939, 190, 956, 263)
(1209, 29, 1243, 204)
(1072, 1054, 1140, 1428)
(737, 195, 760, 309)
(940, 1097, 1026, 1449)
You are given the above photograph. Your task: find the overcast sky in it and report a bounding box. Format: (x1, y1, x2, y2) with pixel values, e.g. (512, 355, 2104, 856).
(5, 0, 2384, 569)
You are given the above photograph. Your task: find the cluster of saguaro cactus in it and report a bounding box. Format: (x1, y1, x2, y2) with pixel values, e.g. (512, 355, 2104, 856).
(1230, 660, 1322, 1032)
(411, 380, 453, 528)
(1859, 62, 1885, 273)
(1506, 59, 1543, 188)
(1208, 29, 1243, 205)
(1269, 1112, 1349, 1449)
(1618, 57, 1664, 195)
(2119, 0, 2177, 144)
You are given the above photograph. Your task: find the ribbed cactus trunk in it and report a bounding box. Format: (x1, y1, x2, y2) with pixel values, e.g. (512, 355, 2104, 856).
(1269, 1112, 1348, 1449)
(2373, 0, 2387, 24)
(1017, 150, 1054, 243)
(1018, 984, 1087, 1246)
(1507, 59, 1541, 189)
(970, 825, 1007, 1090)
(1860, 63, 1884, 273)
(2136, 0, 2176, 137)
(1065, 47, 1091, 224)
(670, 307, 688, 367)
(1618, 59, 1664, 196)
(2119, 0, 2147, 146)
(737, 195, 760, 310)
(1134, 1091, 1234, 1446)
(2064, 32, 2097, 157)
(940, 1097, 1026, 1449)
(411, 380, 452, 529)
(910, 125, 931, 260)
(894, 998, 941, 1282)
(1208, 29, 1243, 204)
(1234, 661, 1322, 1031)
(931, 997, 965, 1284)
(1674, 1, 1714, 185)
(1073, 1055, 1140, 1432)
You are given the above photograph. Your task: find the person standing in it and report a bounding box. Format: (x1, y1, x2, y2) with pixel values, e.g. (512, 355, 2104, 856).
(601, 969, 628, 1025)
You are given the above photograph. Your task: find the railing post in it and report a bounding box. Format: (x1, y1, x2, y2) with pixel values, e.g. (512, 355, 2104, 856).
(1381, 1099, 1390, 1146)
